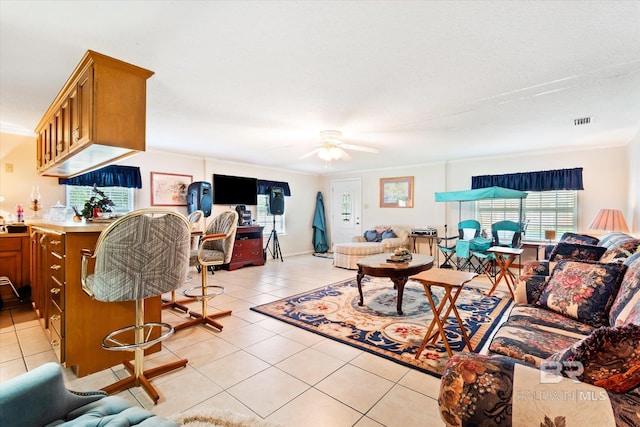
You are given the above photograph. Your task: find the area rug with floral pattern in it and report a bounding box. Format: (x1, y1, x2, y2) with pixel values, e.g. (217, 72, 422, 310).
(251, 275, 512, 378)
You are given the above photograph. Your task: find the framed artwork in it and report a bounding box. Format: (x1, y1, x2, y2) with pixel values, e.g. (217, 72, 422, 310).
(380, 176, 414, 208)
(150, 172, 192, 206)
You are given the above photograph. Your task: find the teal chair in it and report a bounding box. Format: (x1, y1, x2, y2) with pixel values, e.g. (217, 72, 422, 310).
(491, 220, 523, 248)
(0, 363, 177, 426)
(437, 220, 481, 269)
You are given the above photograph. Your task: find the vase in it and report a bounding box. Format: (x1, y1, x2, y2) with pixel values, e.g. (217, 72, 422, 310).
(92, 208, 102, 219)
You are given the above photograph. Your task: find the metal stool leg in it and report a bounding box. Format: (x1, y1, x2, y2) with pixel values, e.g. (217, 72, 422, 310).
(0, 276, 20, 298)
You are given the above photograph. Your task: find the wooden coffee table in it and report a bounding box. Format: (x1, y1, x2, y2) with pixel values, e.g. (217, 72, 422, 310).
(411, 268, 478, 357)
(356, 253, 434, 315)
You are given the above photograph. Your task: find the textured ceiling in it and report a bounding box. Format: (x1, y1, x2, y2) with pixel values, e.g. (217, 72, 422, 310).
(1, 1, 639, 175)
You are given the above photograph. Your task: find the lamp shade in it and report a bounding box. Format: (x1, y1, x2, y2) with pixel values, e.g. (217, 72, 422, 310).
(588, 209, 629, 233)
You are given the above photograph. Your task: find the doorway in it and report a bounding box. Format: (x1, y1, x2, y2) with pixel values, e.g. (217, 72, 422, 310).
(331, 178, 362, 246)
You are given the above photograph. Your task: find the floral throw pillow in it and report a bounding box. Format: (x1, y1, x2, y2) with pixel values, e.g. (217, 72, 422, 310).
(608, 252, 640, 326)
(548, 242, 607, 262)
(537, 260, 626, 327)
(559, 232, 600, 246)
(599, 238, 640, 264)
(547, 323, 640, 393)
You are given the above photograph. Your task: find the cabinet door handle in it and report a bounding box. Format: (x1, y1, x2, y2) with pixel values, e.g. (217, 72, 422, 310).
(50, 240, 62, 246)
(50, 315, 61, 321)
(50, 288, 61, 294)
(51, 264, 62, 270)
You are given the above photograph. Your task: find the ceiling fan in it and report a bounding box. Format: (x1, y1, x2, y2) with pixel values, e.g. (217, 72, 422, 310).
(301, 130, 379, 163)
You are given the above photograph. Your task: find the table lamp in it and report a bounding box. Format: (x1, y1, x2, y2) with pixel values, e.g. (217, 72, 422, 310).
(544, 230, 556, 242)
(588, 209, 629, 233)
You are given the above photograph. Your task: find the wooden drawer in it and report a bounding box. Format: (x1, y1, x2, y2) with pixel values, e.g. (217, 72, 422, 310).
(50, 325, 63, 363)
(48, 234, 65, 257)
(0, 237, 21, 251)
(232, 246, 262, 260)
(49, 302, 64, 338)
(51, 275, 64, 310)
(234, 239, 261, 252)
(50, 251, 65, 283)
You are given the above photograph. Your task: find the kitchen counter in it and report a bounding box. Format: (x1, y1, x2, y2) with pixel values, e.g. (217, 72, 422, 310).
(28, 219, 161, 376)
(27, 219, 110, 233)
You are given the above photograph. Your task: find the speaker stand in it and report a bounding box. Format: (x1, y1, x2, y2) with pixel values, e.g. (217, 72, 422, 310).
(265, 216, 283, 262)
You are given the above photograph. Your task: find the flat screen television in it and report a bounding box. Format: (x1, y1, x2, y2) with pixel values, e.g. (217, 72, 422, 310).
(212, 174, 258, 205)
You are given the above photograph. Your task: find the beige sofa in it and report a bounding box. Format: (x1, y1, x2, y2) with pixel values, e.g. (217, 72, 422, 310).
(333, 225, 412, 269)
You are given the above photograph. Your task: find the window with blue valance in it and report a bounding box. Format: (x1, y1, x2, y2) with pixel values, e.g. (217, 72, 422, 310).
(58, 165, 142, 188)
(471, 167, 583, 191)
(256, 180, 291, 196)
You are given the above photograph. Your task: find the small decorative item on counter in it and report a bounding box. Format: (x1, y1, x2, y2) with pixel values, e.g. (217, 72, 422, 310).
(50, 201, 73, 222)
(29, 185, 42, 218)
(15, 204, 24, 222)
(81, 185, 115, 219)
(71, 206, 83, 222)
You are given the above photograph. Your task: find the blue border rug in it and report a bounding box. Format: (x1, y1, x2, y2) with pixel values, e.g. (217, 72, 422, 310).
(251, 276, 512, 378)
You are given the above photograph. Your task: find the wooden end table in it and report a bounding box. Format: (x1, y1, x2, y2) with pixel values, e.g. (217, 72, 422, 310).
(487, 246, 523, 299)
(356, 253, 434, 315)
(411, 269, 478, 357)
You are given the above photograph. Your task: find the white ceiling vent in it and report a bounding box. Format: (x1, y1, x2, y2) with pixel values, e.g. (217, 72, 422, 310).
(574, 117, 592, 126)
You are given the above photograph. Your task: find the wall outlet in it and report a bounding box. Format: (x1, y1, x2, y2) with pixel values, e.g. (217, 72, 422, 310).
(5, 163, 13, 173)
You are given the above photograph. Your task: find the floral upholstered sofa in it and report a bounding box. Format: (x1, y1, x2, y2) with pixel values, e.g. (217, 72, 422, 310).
(333, 225, 412, 269)
(438, 232, 640, 427)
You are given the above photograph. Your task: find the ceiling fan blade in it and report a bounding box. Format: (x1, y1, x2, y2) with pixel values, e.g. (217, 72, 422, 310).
(340, 143, 379, 153)
(337, 147, 352, 160)
(300, 147, 322, 159)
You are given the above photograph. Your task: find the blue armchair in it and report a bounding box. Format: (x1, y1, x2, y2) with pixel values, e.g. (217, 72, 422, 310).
(0, 363, 177, 426)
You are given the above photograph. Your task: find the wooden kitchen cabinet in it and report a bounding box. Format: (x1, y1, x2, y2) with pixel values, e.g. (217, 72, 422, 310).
(35, 50, 153, 177)
(0, 233, 30, 307)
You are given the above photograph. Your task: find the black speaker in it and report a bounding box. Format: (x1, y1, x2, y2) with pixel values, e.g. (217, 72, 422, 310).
(269, 187, 285, 215)
(187, 181, 212, 217)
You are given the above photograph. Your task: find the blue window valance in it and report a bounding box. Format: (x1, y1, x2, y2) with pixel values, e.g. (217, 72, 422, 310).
(257, 180, 291, 196)
(58, 165, 142, 188)
(472, 167, 583, 191)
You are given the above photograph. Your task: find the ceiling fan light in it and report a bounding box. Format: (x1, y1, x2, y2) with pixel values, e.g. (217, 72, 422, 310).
(318, 145, 342, 161)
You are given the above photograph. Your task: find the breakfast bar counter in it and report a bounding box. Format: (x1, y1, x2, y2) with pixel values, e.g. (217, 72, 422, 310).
(29, 220, 162, 377)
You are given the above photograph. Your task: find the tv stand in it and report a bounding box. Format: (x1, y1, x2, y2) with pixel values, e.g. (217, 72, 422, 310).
(225, 226, 265, 271)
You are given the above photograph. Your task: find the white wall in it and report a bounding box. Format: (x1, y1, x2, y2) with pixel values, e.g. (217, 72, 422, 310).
(1, 131, 636, 256)
(319, 162, 447, 240)
(444, 145, 629, 233)
(0, 133, 323, 256)
(0, 133, 63, 220)
(320, 145, 631, 246)
(628, 131, 640, 234)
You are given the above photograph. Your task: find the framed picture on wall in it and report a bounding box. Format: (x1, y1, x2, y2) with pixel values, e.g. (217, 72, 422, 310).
(380, 176, 414, 208)
(150, 172, 192, 206)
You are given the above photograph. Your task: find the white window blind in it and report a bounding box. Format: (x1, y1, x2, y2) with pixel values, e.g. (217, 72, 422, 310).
(256, 194, 285, 236)
(66, 186, 134, 215)
(476, 190, 577, 241)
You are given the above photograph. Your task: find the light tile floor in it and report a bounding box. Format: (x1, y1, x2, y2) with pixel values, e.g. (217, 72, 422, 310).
(0, 254, 504, 426)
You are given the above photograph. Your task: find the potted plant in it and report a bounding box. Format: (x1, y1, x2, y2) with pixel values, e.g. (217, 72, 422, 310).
(80, 185, 115, 219)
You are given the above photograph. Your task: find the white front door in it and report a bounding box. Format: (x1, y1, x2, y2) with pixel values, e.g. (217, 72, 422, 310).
(331, 178, 362, 247)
